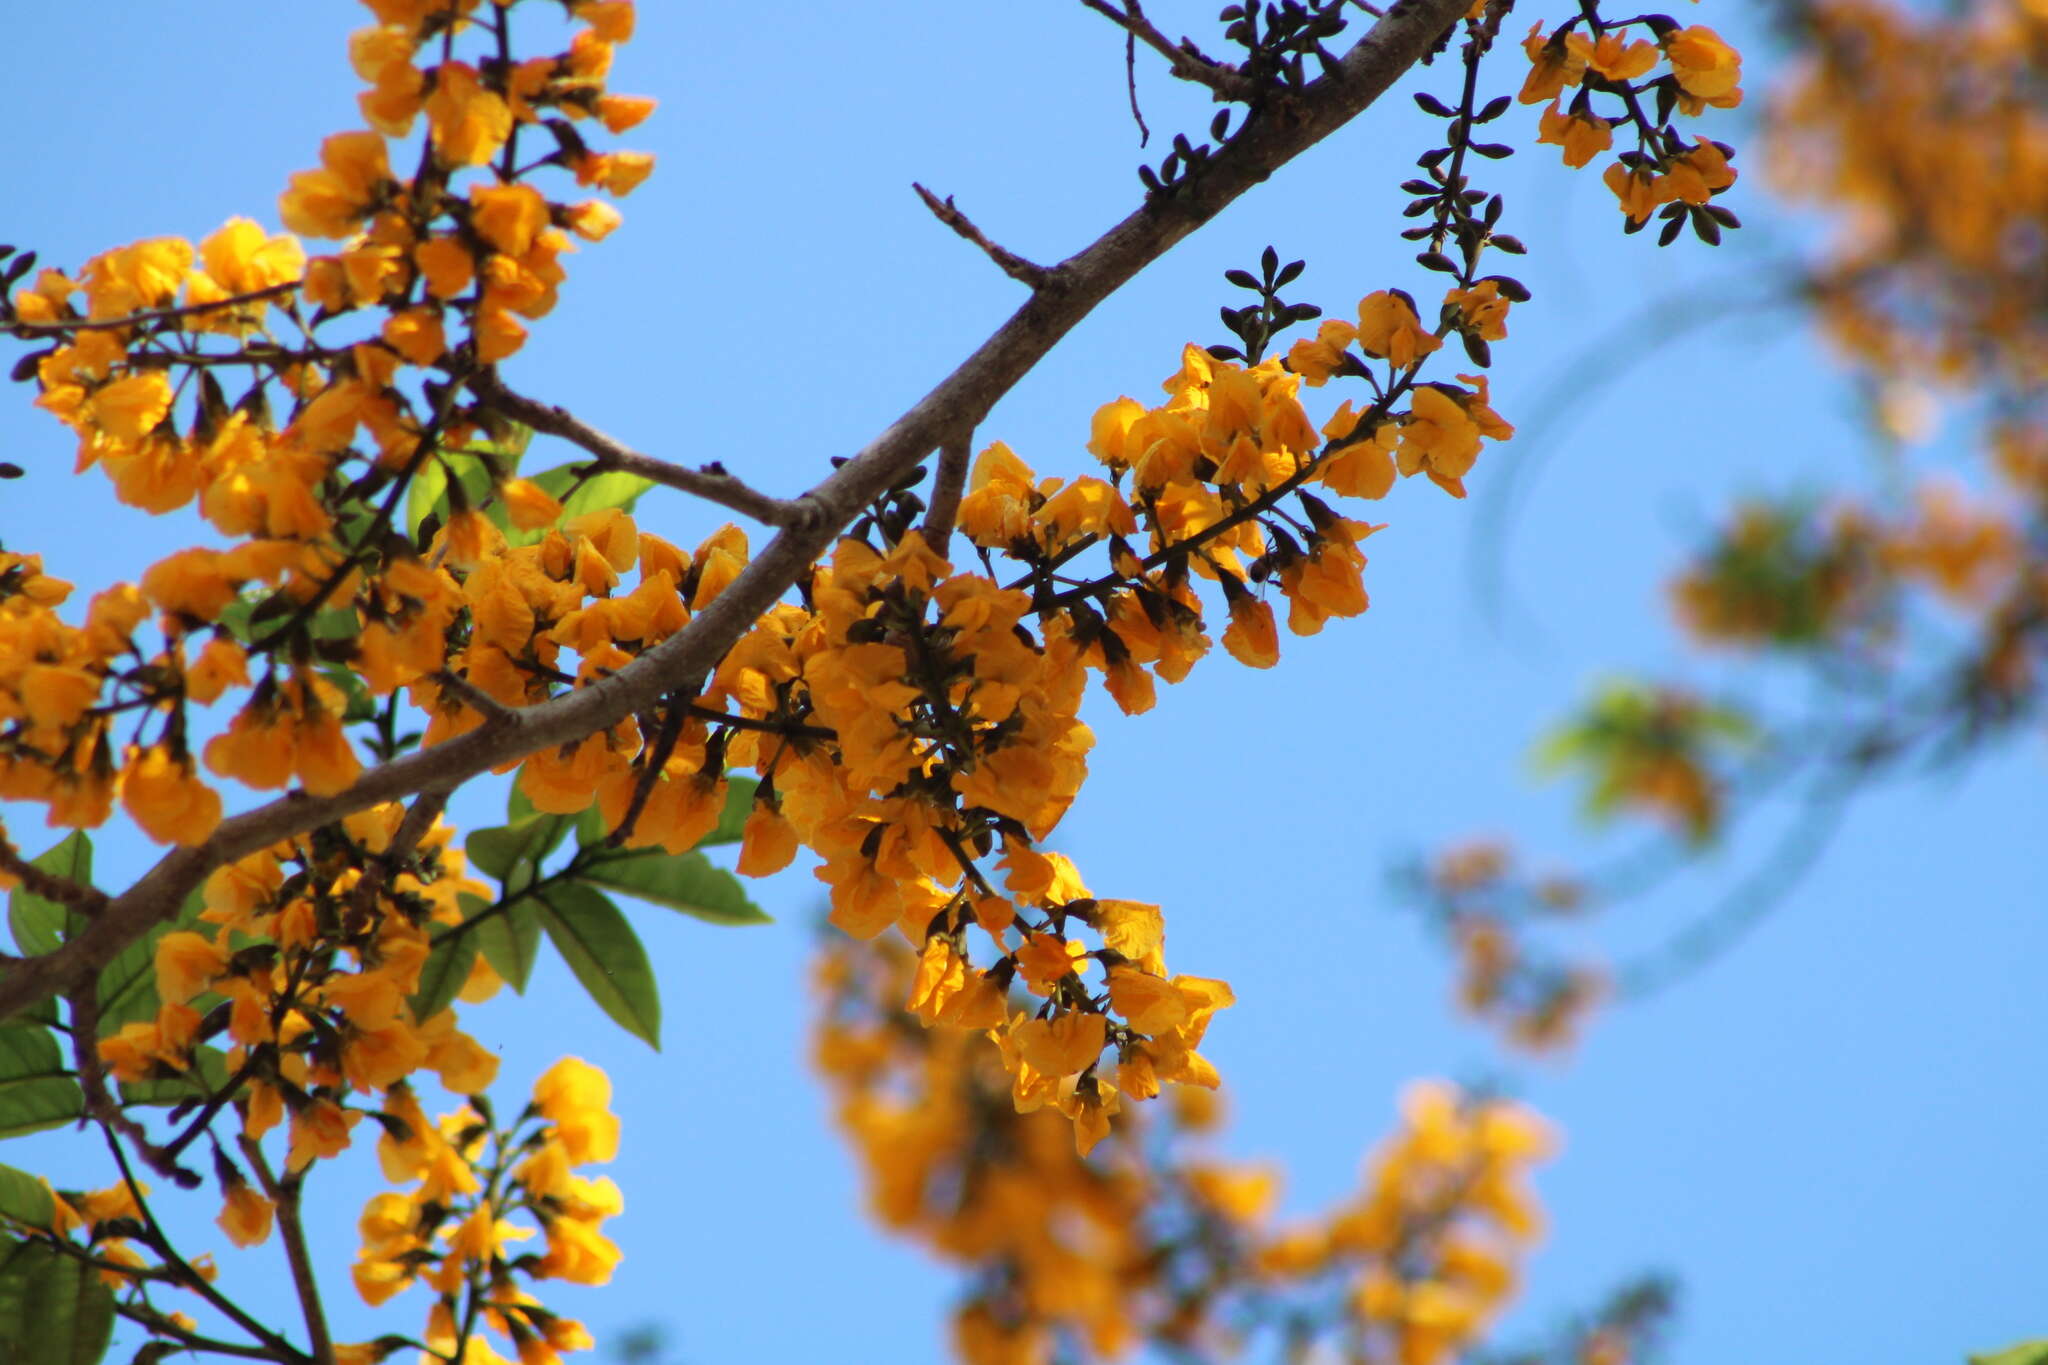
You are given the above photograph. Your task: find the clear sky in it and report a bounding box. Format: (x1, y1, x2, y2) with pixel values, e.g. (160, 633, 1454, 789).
(3, 3, 2043, 1364)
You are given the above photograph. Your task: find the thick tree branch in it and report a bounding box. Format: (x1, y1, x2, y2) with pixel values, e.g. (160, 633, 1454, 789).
(0, 0, 1472, 1025)
(470, 370, 825, 530)
(912, 185, 1051, 288)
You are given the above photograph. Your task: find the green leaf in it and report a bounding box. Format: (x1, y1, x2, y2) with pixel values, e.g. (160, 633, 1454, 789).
(501, 464, 656, 549)
(117, 1046, 231, 1110)
(579, 849, 768, 926)
(704, 777, 757, 848)
(1972, 1344, 2048, 1365)
(0, 1234, 117, 1365)
(409, 930, 480, 1024)
(536, 883, 661, 1049)
(0, 1166, 54, 1229)
(310, 606, 361, 641)
(467, 813, 571, 893)
(7, 832, 92, 958)
(95, 890, 203, 1038)
(406, 452, 450, 541)
(0, 1027, 83, 1139)
(321, 663, 377, 724)
(470, 894, 542, 994)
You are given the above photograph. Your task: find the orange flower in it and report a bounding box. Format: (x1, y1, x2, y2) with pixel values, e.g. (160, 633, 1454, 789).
(1665, 26, 1742, 101)
(1354, 291, 1442, 369)
(120, 746, 223, 847)
(425, 63, 513, 166)
(1536, 100, 1612, 169)
(217, 1183, 276, 1248)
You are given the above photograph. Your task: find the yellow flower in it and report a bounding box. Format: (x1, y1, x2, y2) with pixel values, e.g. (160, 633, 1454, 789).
(468, 183, 551, 257)
(1587, 32, 1657, 81)
(120, 746, 223, 847)
(425, 63, 514, 166)
(381, 307, 446, 366)
(1602, 161, 1671, 224)
(1446, 280, 1510, 342)
(736, 802, 798, 877)
(1010, 1009, 1108, 1078)
(1519, 23, 1593, 104)
(500, 478, 565, 531)
(533, 1057, 620, 1164)
(1665, 26, 1742, 101)
(596, 94, 657, 133)
(279, 132, 391, 240)
(154, 930, 229, 1006)
(1015, 933, 1087, 995)
(1536, 100, 1612, 169)
(286, 1099, 360, 1173)
(1354, 291, 1442, 369)
(217, 1183, 275, 1248)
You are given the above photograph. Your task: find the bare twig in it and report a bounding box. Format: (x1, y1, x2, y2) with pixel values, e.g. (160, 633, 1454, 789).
(349, 786, 453, 920)
(1121, 25, 1152, 145)
(432, 670, 522, 732)
(0, 0, 1477, 1027)
(0, 838, 110, 916)
(240, 1136, 335, 1365)
(1078, 0, 1260, 102)
(911, 185, 1052, 289)
(607, 693, 687, 849)
(922, 436, 973, 557)
(4, 279, 302, 335)
(98, 1128, 314, 1365)
(66, 986, 201, 1188)
(470, 370, 824, 530)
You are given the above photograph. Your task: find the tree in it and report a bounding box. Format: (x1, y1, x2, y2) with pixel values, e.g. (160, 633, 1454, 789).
(0, 2, 2039, 1365)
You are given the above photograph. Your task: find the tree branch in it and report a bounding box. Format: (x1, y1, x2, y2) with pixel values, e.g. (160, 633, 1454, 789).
(911, 185, 1051, 288)
(0, 0, 1474, 1026)
(0, 837, 110, 916)
(3, 279, 302, 335)
(349, 786, 453, 920)
(470, 370, 824, 530)
(1078, 0, 1260, 102)
(66, 985, 201, 1188)
(922, 436, 973, 557)
(240, 1137, 335, 1365)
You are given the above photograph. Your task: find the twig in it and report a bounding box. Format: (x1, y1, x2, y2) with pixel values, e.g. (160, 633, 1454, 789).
(432, 670, 522, 732)
(922, 436, 973, 556)
(470, 371, 824, 530)
(0, 0, 1479, 1028)
(0, 838, 110, 916)
(66, 986, 202, 1188)
(349, 786, 453, 920)
(239, 1136, 335, 1365)
(607, 693, 687, 849)
(115, 1301, 290, 1361)
(4, 279, 301, 335)
(1077, 0, 1259, 102)
(98, 1128, 314, 1365)
(1121, 25, 1152, 145)
(911, 185, 1052, 289)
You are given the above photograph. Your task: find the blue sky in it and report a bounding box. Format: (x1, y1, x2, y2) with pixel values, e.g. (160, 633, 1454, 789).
(3, 3, 2043, 1363)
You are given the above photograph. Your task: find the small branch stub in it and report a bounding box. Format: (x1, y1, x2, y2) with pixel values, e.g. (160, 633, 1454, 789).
(912, 185, 1052, 289)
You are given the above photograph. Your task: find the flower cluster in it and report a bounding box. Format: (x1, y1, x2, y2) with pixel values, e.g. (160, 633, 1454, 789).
(1520, 13, 1743, 235)
(813, 935, 1558, 1365)
(0, 0, 654, 847)
(352, 1059, 620, 1365)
